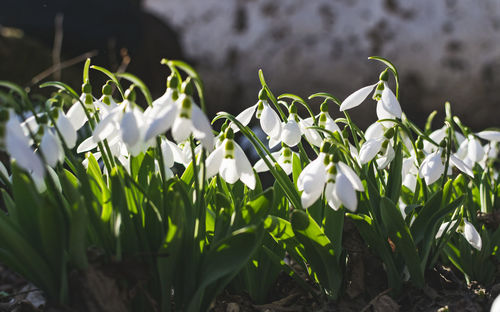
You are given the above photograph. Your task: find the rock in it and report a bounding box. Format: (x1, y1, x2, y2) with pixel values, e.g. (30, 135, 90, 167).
(144, 0, 500, 129)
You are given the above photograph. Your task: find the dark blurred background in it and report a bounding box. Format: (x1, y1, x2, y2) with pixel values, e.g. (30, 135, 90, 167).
(1, 0, 500, 131)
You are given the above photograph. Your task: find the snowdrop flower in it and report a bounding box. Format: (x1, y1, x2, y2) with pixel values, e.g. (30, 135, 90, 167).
(144, 75, 180, 141)
(358, 123, 395, 169)
(39, 125, 65, 168)
(419, 150, 445, 185)
(340, 69, 402, 119)
(270, 103, 302, 148)
(171, 93, 214, 151)
(297, 142, 363, 210)
(476, 130, 500, 142)
(299, 102, 342, 147)
(2, 110, 44, 178)
(205, 128, 255, 189)
(67, 82, 94, 131)
(419, 148, 474, 185)
(254, 144, 296, 175)
(233, 89, 281, 145)
(436, 219, 482, 251)
(54, 108, 77, 149)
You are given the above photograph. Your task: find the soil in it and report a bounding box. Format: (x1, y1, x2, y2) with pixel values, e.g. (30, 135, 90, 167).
(0, 260, 495, 312)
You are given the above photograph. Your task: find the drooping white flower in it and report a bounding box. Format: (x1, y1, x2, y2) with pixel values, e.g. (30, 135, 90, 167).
(254, 145, 296, 175)
(419, 150, 445, 185)
(340, 71, 402, 118)
(55, 110, 77, 149)
(39, 127, 65, 168)
(232, 91, 282, 146)
(67, 83, 95, 131)
(4, 110, 44, 178)
(205, 129, 255, 189)
(299, 102, 342, 147)
(171, 93, 214, 152)
(297, 143, 363, 210)
(358, 123, 395, 169)
(436, 219, 482, 251)
(144, 84, 179, 141)
(476, 130, 500, 142)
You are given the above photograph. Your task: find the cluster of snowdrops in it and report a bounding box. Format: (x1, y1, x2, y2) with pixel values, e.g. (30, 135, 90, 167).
(0, 57, 499, 311)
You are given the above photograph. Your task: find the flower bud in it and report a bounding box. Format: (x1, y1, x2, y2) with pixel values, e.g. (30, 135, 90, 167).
(82, 83, 92, 94)
(181, 78, 194, 96)
(320, 141, 331, 153)
(341, 127, 350, 139)
(372, 82, 384, 101)
(167, 74, 179, 89)
(171, 89, 179, 101)
(320, 101, 328, 113)
(258, 89, 267, 101)
(50, 107, 59, 120)
(125, 87, 137, 102)
(379, 69, 389, 82)
(224, 127, 234, 140)
(289, 103, 297, 114)
(102, 82, 113, 96)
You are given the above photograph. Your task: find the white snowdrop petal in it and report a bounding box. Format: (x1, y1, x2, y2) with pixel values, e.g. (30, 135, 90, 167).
(205, 143, 224, 179)
(40, 130, 63, 168)
(299, 118, 323, 147)
(340, 84, 377, 111)
(463, 220, 482, 251)
(301, 187, 323, 209)
(335, 173, 357, 212)
(77, 137, 97, 153)
(220, 158, 240, 184)
(297, 154, 326, 191)
(282, 119, 302, 147)
(359, 138, 384, 165)
(419, 151, 444, 185)
(365, 122, 385, 140)
(233, 104, 257, 131)
(476, 130, 500, 142)
(435, 221, 456, 239)
(325, 183, 341, 211)
(120, 111, 140, 148)
(467, 136, 485, 163)
(144, 104, 177, 142)
(376, 101, 397, 128)
(260, 103, 282, 139)
(172, 117, 192, 143)
(66, 101, 88, 131)
(450, 154, 474, 178)
(191, 104, 215, 152)
(56, 113, 77, 148)
(337, 161, 364, 191)
(381, 85, 402, 118)
(234, 143, 256, 190)
(160, 138, 175, 168)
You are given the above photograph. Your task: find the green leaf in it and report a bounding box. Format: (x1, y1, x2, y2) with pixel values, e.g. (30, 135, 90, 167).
(368, 56, 400, 99)
(386, 142, 403, 203)
(187, 225, 264, 312)
(410, 190, 443, 244)
(39, 81, 80, 99)
(291, 210, 342, 298)
(116, 72, 153, 106)
(90, 65, 125, 99)
(346, 213, 402, 290)
(83, 58, 91, 83)
(380, 197, 424, 287)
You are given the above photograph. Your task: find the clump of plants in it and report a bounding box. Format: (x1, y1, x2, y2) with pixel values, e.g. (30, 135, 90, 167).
(0, 56, 498, 311)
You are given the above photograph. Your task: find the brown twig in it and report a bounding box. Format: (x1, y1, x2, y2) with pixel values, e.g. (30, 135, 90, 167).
(30, 50, 98, 85)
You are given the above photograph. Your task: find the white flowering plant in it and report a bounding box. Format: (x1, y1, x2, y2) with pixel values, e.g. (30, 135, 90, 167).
(0, 56, 498, 310)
